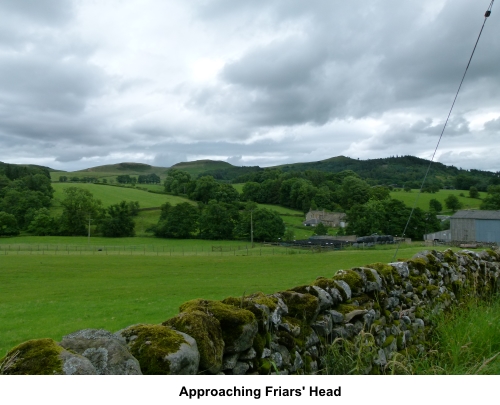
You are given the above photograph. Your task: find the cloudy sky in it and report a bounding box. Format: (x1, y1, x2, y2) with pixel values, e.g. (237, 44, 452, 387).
(1, 0, 499, 172)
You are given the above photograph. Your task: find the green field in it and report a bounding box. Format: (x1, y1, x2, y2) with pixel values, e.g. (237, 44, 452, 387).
(48, 182, 312, 238)
(390, 189, 483, 213)
(51, 183, 191, 209)
(233, 183, 244, 193)
(0, 241, 447, 357)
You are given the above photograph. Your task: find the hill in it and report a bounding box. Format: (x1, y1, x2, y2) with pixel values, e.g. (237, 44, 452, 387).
(170, 159, 235, 177)
(80, 162, 168, 174)
(196, 155, 498, 190)
(39, 155, 500, 191)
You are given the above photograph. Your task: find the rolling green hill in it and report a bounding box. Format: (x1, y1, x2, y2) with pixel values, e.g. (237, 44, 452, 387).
(50, 162, 170, 182)
(390, 189, 483, 214)
(47, 155, 500, 191)
(80, 162, 166, 173)
(170, 160, 235, 177)
(199, 155, 499, 190)
(51, 183, 193, 211)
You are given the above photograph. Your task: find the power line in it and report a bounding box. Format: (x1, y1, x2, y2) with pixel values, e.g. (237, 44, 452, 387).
(392, 1, 495, 261)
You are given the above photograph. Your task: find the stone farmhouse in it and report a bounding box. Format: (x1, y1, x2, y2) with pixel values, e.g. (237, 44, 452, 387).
(303, 210, 346, 227)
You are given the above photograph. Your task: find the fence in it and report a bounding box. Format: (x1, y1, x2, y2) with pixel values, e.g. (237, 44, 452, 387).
(0, 244, 325, 257)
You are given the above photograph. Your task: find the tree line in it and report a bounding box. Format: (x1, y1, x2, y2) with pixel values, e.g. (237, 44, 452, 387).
(0, 164, 54, 236)
(151, 201, 284, 241)
(0, 162, 141, 237)
(197, 155, 500, 192)
(162, 168, 444, 240)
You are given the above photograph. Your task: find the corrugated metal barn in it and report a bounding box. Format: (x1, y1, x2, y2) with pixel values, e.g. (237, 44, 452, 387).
(450, 210, 500, 243)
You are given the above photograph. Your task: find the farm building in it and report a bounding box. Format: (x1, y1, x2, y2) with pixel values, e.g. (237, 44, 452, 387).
(424, 230, 451, 243)
(450, 210, 500, 243)
(303, 210, 346, 227)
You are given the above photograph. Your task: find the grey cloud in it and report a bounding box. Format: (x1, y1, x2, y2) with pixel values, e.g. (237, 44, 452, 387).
(2, 0, 499, 173)
(0, 54, 105, 114)
(222, 36, 326, 90)
(153, 153, 188, 168)
(484, 117, 500, 131)
(204, 0, 499, 129)
(226, 155, 243, 165)
(0, 0, 74, 26)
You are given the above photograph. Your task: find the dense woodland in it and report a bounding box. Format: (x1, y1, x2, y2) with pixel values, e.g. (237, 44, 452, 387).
(200, 155, 500, 191)
(2, 156, 500, 240)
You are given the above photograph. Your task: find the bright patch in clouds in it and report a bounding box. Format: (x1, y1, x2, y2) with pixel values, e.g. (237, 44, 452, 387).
(191, 58, 225, 82)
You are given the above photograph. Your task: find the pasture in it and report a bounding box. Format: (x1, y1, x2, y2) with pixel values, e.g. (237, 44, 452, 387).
(390, 189, 483, 213)
(0, 239, 445, 357)
(51, 183, 192, 210)
(48, 182, 312, 238)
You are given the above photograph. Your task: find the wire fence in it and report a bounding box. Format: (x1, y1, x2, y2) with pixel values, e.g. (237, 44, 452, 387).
(0, 243, 330, 257)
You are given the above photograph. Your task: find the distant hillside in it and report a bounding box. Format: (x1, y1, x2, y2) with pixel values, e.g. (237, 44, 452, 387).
(273, 155, 498, 189)
(170, 160, 235, 177)
(0, 161, 58, 172)
(0, 161, 53, 179)
(22, 155, 500, 191)
(81, 162, 168, 174)
(195, 155, 499, 190)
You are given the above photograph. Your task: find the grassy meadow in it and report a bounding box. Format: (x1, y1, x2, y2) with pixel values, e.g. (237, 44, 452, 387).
(51, 183, 192, 210)
(48, 182, 314, 238)
(390, 189, 483, 213)
(0, 239, 444, 357)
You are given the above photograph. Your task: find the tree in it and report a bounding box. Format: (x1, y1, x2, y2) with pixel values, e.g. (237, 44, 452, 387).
(444, 194, 463, 212)
(314, 186, 335, 210)
(469, 186, 479, 199)
(314, 222, 329, 236)
(346, 200, 385, 236)
(259, 179, 281, 204)
(59, 187, 103, 236)
(283, 228, 295, 242)
(236, 208, 285, 242)
(480, 185, 500, 210)
(154, 202, 199, 238)
(199, 201, 238, 240)
(0, 189, 51, 229)
(345, 198, 440, 240)
(289, 179, 317, 212)
(429, 199, 443, 213)
(190, 176, 220, 203)
(369, 186, 391, 201)
(27, 208, 58, 236)
(99, 201, 136, 237)
(127, 201, 140, 216)
(0, 211, 19, 236)
(164, 169, 192, 195)
(241, 182, 261, 202)
(214, 184, 240, 204)
(339, 176, 370, 210)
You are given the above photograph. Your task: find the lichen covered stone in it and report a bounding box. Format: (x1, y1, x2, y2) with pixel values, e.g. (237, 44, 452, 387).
(60, 329, 142, 375)
(0, 338, 95, 375)
(117, 324, 199, 375)
(163, 310, 224, 374)
(179, 299, 258, 353)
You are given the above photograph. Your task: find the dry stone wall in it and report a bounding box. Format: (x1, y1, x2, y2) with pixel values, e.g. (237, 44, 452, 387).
(1, 248, 500, 375)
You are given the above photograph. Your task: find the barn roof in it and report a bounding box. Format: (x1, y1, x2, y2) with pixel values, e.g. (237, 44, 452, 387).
(450, 210, 500, 220)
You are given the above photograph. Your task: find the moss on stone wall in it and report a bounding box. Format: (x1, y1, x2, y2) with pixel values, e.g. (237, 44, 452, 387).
(119, 324, 186, 375)
(180, 299, 257, 353)
(0, 338, 64, 375)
